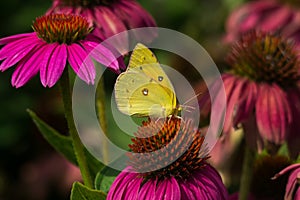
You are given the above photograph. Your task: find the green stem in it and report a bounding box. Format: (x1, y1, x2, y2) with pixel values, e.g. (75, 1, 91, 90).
(238, 145, 255, 200)
(59, 68, 93, 188)
(96, 76, 109, 163)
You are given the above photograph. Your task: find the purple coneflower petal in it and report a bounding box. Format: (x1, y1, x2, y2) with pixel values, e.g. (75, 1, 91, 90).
(156, 177, 181, 200)
(40, 44, 67, 87)
(81, 40, 123, 72)
(11, 44, 47, 88)
(256, 84, 291, 144)
(223, 75, 245, 134)
(124, 175, 143, 200)
(107, 169, 136, 200)
(273, 163, 300, 200)
(0, 36, 40, 71)
(234, 81, 257, 125)
(0, 32, 36, 45)
(67, 43, 95, 84)
(259, 6, 294, 31)
(138, 178, 157, 200)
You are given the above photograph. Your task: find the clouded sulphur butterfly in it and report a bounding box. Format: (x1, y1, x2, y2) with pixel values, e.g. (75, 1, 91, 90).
(114, 43, 180, 118)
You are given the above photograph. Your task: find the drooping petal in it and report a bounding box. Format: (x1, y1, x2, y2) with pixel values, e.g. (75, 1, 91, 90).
(81, 40, 124, 72)
(0, 36, 41, 71)
(223, 74, 245, 134)
(155, 177, 181, 200)
(259, 6, 294, 31)
(11, 44, 47, 88)
(123, 175, 143, 200)
(138, 178, 157, 200)
(273, 163, 300, 200)
(256, 83, 292, 144)
(178, 179, 200, 200)
(193, 165, 228, 200)
(67, 43, 95, 84)
(0, 32, 36, 45)
(40, 43, 67, 87)
(114, 0, 157, 42)
(93, 6, 128, 54)
(107, 169, 138, 200)
(233, 81, 257, 125)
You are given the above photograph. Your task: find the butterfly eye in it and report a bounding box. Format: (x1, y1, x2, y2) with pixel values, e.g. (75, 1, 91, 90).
(158, 76, 163, 82)
(142, 88, 149, 96)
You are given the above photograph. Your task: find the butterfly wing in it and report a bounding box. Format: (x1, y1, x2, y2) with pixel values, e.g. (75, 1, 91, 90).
(128, 43, 175, 93)
(114, 65, 176, 117)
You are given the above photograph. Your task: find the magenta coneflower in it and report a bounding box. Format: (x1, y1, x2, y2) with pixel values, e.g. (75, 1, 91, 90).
(47, 0, 157, 54)
(200, 31, 300, 153)
(0, 14, 124, 88)
(107, 118, 228, 200)
(224, 0, 300, 49)
(273, 163, 300, 200)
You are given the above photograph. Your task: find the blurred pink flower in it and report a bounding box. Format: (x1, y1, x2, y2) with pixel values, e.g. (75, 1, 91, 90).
(47, 0, 157, 54)
(107, 118, 228, 200)
(273, 163, 300, 200)
(200, 31, 300, 154)
(224, 0, 300, 50)
(0, 14, 124, 88)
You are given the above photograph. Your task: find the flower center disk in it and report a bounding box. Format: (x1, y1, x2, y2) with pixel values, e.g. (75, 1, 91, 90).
(128, 117, 209, 181)
(32, 14, 92, 44)
(227, 31, 300, 88)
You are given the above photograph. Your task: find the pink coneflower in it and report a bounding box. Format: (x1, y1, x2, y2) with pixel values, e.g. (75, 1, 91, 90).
(47, 0, 157, 54)
(0, 14, 124, 88)
(200, 31, 300, 153)
(107, 118, 228, 200)
(273, 163, 300, 200)
(224, 0, 300, 49)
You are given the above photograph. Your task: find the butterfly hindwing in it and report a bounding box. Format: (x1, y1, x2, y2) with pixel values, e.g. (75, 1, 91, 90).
(114, 66, 176, 117)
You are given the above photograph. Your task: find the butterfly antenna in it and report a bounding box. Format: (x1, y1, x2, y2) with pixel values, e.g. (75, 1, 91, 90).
(182, 92, 202, 106)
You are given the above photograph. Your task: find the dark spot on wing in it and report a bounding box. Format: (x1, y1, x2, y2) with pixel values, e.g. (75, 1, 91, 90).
(140, 66, 143, 70)
(142, 88, 149, 96)
(158, 76, 163, 82)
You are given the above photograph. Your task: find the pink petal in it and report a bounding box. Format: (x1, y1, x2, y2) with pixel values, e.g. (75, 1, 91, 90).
(12, 44, 47, 88)
(40, 44, 67, 87)
(67, 43, 95, 84)
(259, 6, 294, 31)
(223, 75, 245, 134)
(93, 7, 129, 54)
(81, 40, 124, 72)
(156, 177, 181, 200)
(124, 176, 143, 200)
(0, 36, 41, 71)
(0, 32, 36, 45)
(256, 84, 291, 144)
(234, 81, 257, 125)
(138, 178, 157, 200)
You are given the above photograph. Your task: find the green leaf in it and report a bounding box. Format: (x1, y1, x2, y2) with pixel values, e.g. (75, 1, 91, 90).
(95, 166, 121, 193)
(27, 109, 77, 164)
(70, 182, 106, 200)
(27, 109, 104, 179)
(278, 142, 290, 157)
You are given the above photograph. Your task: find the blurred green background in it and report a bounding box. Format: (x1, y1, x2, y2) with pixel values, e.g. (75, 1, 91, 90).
(0, 0, 244, 199)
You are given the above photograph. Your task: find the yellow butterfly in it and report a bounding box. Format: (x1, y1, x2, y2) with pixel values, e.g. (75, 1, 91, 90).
(114, 43, 181, 118)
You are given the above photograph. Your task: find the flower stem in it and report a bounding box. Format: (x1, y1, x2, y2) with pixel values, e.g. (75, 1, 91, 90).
(238, 145, 255, 200)
(96, 76, 109, 163)
(59, 68, 93, 188)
